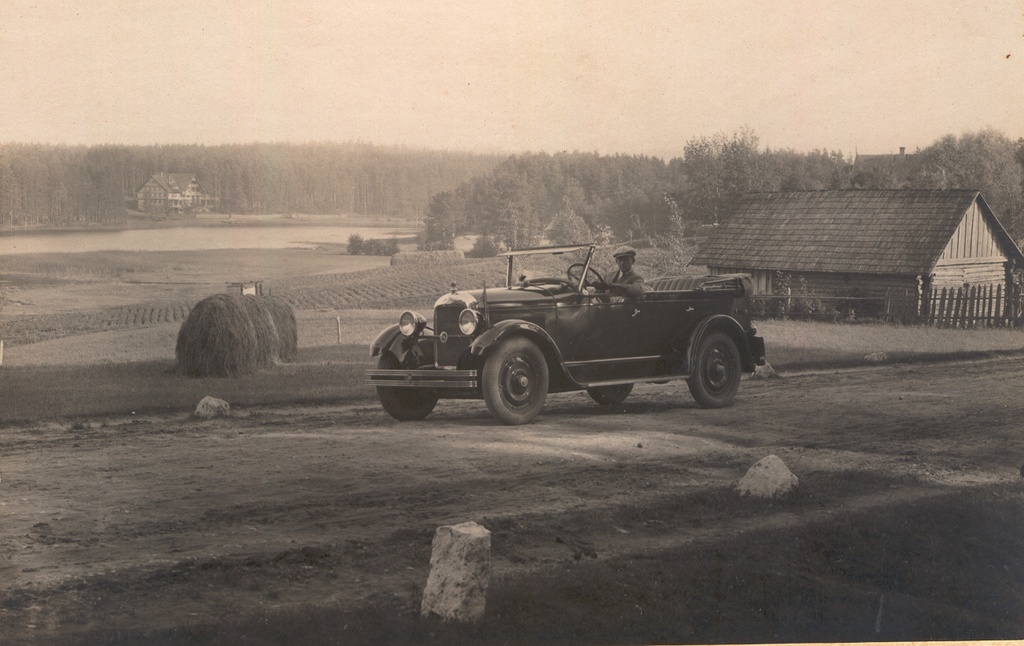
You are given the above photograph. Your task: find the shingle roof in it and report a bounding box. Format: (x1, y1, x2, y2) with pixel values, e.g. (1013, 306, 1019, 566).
(167, 173, 198, 192)
(143, 173, 199, 194)
(690, 190, 1022, 275)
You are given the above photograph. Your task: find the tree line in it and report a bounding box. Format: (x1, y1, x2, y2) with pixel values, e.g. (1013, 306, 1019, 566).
(0, 142, 505, 228)
(421, 127, 1024, 252)
(2, 130, 1021, 245)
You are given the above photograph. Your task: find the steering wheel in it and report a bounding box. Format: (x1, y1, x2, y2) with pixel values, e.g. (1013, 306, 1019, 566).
(566, 263, 606, 289)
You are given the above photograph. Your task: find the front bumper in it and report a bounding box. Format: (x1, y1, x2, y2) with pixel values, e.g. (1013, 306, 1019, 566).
(365, 368, 478, 389)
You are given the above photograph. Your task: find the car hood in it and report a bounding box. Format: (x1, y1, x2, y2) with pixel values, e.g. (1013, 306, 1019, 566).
(434, 285, 561, 309)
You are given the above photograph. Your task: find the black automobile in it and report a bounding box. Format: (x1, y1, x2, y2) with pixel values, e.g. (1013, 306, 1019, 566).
(366, 243, 766, 425)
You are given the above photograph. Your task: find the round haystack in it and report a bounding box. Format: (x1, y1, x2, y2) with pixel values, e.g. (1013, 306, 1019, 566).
(175, 293, 298, 377)
(260, 295, 298, 362)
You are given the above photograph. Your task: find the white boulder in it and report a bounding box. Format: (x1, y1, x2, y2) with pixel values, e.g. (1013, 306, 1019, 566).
(737, 455, 798, 498)
(751, 361, 778, 379)
(194, 396, 231, 419)
(421, 521, 491, 622)
(864, 352, 888, 363)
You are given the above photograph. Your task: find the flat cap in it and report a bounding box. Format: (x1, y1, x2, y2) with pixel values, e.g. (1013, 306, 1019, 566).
(612, 245, 637, 259)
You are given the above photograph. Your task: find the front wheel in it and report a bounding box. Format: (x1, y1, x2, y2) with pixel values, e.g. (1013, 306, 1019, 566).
(687, 332, 741, 408)
(586, 383, 634, 406)
(375, 352, 439, 421)
(482, 337, 549, 425)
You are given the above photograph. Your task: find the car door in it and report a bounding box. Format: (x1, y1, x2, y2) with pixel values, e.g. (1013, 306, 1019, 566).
(634, 290, 717, 371)
(555, 292, 645, 384)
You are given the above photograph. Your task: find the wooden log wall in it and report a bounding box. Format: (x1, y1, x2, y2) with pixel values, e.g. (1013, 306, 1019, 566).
(708, 267, 918, 297)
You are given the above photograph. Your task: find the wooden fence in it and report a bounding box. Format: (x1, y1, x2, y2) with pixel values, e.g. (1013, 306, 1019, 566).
(884, 284, 1024, 328)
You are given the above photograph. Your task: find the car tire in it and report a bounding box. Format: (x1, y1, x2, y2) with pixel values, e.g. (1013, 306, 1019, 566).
(482, 337, 549, 425)
(586, 383, 634, 406)
(687, 331, 741, 408)
(375, 352, 439, 421)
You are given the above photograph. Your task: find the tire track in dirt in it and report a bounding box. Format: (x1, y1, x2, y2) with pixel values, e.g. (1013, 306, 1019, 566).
(1, 357, 1023, 640)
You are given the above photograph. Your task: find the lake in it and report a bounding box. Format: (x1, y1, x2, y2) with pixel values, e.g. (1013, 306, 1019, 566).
(0, 224, 419, 256)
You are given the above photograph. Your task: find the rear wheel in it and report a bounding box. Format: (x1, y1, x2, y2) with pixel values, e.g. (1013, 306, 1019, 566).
(687, 331, 741, 408)
(482, 337, 549, 425)
(586, 383, 634, 406)
(375, 352, 439, 421)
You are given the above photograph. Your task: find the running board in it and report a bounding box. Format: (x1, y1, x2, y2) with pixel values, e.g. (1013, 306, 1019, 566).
(578, 373, 690, 388)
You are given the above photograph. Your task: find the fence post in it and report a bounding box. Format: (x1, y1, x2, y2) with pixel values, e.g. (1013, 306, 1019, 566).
(986, 284, 994, 327)
(996, 284, 1003, 326)
(1011, 284, 1019, 327)
(969, 286, 977, 329)
(953, 287, 963, 328)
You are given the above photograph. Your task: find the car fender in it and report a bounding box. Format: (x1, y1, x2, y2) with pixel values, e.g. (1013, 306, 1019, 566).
(370, 325, 434, 366)
(371, 324, 432, 365)
(687, 314, 758, 373)
(370, 324, 402, 358)
(469, 319, 567, 374)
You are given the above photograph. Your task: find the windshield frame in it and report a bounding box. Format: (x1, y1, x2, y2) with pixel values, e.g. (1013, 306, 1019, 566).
(498, 243, 596, 290)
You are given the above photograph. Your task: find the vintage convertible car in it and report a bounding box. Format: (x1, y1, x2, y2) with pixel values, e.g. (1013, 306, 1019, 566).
(365, 243, 766, 425)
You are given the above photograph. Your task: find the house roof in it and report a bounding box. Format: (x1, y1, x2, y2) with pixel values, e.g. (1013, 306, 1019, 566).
(139, 173, 199, 194)
(851, 151, 922, 188)
(852, 152, 916, 173)
(690, 189, 1024, 275)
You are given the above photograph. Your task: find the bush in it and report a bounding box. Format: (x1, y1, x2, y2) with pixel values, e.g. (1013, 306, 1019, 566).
(175, 294, 298, 377)
(350, 236, 400, 256)
(467, 234, 502, 258)
(752, 272, 867, 323)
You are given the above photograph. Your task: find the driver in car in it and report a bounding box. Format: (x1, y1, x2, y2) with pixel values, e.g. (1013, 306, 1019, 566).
(599, 245, 648, 299)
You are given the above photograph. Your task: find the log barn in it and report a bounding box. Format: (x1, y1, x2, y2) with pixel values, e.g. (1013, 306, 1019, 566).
(690, 190, 1024, 300)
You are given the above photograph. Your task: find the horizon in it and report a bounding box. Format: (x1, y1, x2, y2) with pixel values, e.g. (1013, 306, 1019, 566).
(0, 0, 1021, 159)
(0, 134, 1000, 161)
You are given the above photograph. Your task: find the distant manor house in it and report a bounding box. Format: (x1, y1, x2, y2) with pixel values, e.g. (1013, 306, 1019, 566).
(136, 173, 218, 214)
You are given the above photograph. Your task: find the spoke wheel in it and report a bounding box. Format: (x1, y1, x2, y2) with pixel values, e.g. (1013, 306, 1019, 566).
(687, 331, 741, 408)
(482, 337, 549, 425)
(375, 352, 439, 421)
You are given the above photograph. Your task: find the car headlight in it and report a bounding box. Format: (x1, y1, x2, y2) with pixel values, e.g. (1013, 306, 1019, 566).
(458, 308, 480, 335)
(399, 310, 427, 337)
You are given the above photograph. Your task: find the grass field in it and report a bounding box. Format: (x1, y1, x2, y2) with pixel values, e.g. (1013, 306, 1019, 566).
(3, 314, 1024, 421)
(764, 318, 1024, 370)
(3, 246, 1024, 420)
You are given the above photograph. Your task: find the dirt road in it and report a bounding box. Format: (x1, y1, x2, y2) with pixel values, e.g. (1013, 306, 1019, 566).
(1, 357, 1022, 642)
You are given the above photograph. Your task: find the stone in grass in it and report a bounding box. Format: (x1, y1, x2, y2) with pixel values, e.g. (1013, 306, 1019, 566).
(750, 361, 778, 379)
(421, 521, 491, 623)
(864, 351, 888, 363)
(194, 396, 231, 419)
(737, 455, 798, 499)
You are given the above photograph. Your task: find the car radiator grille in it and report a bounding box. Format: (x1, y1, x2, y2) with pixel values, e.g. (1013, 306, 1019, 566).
(434, 305, 460, 335)
(434, 305, 470, 367)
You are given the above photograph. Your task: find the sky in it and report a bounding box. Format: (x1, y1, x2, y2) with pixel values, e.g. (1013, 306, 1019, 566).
(0, 0, 1021, 159)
